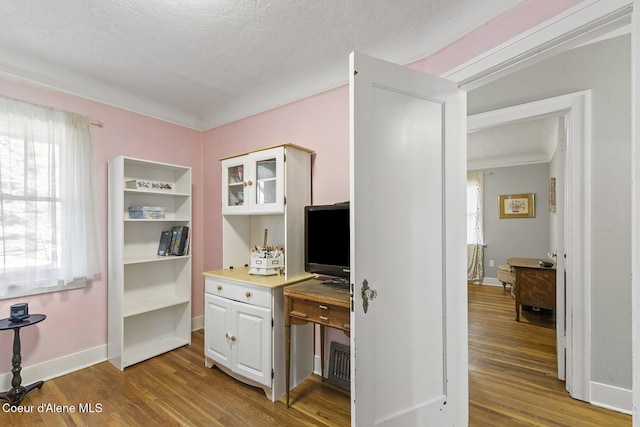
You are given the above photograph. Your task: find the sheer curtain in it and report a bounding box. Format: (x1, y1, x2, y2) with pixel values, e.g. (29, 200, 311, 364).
(467, 171, 484, 281)
(0, 97, 101, 298)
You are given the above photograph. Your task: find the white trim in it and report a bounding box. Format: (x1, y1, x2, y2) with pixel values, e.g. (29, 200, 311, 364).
(314, 354, 323, 377)
(478, 277, 502, 287)
(632, 1, 639, 425)
(0, 314, 205, 391)
(191, 315, 204, 331)
(0, 344, 107, 390)
(444, 0, 633, 89)
(590, 381, 633, 415)
(468, 91, 592, 402)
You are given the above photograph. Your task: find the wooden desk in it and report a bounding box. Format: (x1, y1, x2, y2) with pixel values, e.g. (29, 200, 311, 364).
(284, 279, 350, 407)
(508, 257, 556, 321)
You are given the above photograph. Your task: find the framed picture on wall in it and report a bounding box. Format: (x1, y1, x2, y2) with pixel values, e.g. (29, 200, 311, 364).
(499, 193, 535, 218)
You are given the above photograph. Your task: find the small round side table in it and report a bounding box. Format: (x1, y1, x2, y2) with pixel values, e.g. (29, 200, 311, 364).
(0, 314, 46, 405)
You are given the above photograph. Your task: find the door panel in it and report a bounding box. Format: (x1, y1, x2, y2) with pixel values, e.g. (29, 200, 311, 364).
(233, 301, 272, 386)
(204, 294, 232, 367)
(350, 52, 467, 426)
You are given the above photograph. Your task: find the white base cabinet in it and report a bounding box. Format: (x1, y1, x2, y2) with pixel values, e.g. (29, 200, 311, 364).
(205, 294, 272, 386)
(204, 272, 313, 401)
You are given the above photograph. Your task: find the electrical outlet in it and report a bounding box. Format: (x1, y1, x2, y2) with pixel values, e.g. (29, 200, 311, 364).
(489, 260, 495, 267)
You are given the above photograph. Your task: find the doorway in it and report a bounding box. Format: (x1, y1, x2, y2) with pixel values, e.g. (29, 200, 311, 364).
(466, 109, 568, 381)
(467, 88, 592, 401)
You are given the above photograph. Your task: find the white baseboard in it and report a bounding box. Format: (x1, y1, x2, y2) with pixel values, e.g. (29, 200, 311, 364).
(192, 315, 204, 331)
(313, 354, 324, 377)
(0, 344, 107, 390)
(1, 316, 205, 390)
(590, 381, 632, 415)
(469, 277, 503, 287)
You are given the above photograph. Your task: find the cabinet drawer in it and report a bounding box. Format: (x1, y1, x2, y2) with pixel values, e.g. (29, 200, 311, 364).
(289, 298, 350, 331)
(205, 277, 272, 309)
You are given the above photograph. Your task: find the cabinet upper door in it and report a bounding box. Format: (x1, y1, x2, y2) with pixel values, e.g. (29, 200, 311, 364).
(221, 156, 250, 215)
(221, 147, 285, 215)
(248, 147, 284, 214)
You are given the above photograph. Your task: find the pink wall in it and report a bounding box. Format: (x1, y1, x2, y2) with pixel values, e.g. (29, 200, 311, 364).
(0, 76, 204, 370)
(0, 0, 583, 378)
(201, 86, 350, 273)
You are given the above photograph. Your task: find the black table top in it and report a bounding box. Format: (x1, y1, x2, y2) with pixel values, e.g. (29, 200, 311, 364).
(0, 314, 46, 331)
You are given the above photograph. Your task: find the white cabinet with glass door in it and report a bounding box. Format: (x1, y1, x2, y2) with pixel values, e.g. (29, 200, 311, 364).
(221, 146, 284, 215)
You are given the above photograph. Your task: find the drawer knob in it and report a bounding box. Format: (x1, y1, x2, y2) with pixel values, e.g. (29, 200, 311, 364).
(318, 305, 328, 310)
(246, 291, 252, 298)
(319, 316, 329, 322)
(225, 333, 236, 341)
(217, 285, 222, 291)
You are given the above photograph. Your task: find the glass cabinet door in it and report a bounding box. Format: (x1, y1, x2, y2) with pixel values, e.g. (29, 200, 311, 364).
(221, 158, 249, 214)
(221, 147, 284, 215)
(227, 164, 245, 207)
(255, 158, 277, 205)
(249, 147, 284, 214)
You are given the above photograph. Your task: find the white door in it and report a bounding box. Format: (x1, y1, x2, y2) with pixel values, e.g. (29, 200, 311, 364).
(350, 52, 467, 426)
(555, 118, 567, 380)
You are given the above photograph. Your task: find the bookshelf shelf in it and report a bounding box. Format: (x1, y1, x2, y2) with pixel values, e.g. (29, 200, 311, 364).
(108, 156, 192, 370)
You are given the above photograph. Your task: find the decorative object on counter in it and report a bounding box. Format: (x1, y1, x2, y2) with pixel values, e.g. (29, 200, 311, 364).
(249, 229, 284, 275)
(498, 193, 535, 218)
(126, 179, 173, 191)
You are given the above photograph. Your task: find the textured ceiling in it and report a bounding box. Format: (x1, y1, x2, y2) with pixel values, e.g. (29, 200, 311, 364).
(467, 117, 561, 170)
(0, 0, 524, 130)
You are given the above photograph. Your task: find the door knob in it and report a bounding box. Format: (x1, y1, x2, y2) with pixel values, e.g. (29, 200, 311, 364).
(361, 279, 377, 313)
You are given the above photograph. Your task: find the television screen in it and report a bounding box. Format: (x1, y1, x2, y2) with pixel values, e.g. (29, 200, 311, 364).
(304, 203, 350, 281)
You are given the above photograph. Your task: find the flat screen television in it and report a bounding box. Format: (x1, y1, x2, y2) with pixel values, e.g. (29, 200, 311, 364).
(304, 202, 350, 284)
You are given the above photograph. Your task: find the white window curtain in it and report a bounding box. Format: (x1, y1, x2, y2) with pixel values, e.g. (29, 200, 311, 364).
(467, 171, 484, 281)
(0, 97, 101, 299)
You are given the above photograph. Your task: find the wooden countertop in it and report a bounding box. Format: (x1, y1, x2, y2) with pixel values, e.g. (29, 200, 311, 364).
(203, 267, 314, 289)
(284, 279, 350, 308)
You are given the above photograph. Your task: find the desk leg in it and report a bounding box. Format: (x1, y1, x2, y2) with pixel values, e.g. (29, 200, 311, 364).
(320, 324, 325, 381)
(0, 328, 44, 405)
(285, 296, 292, 408)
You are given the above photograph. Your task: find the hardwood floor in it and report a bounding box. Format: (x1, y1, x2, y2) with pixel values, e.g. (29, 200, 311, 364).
(468, 283, 630, 426)
(2, 285, 631, 426)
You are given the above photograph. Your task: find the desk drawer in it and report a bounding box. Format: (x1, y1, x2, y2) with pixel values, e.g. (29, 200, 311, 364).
(205, 277, 271, 309)
(289, 298, 350, 331)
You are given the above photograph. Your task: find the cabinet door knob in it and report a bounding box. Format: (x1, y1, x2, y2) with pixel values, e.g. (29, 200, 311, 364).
(245, 291, 252, 298)
(247, 180, 253, 186)
(225, 333, 236, 341)
(217, 285, 222, 291)
(243, 181, 248, 187)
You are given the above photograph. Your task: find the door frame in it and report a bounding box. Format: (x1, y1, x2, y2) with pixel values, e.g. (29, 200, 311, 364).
(468, 91, 592, 400)
(441, 0, 640, 412)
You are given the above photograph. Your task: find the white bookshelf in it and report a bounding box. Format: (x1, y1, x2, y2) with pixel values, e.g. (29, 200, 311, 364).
(108, 156, 192, 370)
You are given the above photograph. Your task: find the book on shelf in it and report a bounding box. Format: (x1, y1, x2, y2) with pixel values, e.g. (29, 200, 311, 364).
(157, 230, 173, 256)
(157, 226, 190, 256)
(171, 226, 189, 256)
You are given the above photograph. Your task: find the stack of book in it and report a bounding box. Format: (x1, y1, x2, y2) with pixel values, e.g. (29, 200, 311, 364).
(157, 226, 190, 256)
